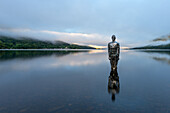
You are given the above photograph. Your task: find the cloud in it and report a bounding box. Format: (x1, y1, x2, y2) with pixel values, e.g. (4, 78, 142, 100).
(0, 0, 170, 47)
(41, 30, 108, 45)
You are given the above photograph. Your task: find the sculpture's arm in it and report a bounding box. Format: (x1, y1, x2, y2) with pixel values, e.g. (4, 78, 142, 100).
(108, 43, 111, 59)
(108, 43, 110, 52)
(117, 44, 120, 55)
(116, 43, 120, 58)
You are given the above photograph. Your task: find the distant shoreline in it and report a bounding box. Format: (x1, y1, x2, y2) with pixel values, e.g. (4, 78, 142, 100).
(1, 48, 169, 51)
(0, 49, 101, 51)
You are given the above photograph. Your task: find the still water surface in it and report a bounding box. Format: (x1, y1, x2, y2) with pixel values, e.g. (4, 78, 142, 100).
(0, 50, 169, 113)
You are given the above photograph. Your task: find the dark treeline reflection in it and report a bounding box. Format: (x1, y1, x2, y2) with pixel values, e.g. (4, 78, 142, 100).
(0, 50, 87, 61)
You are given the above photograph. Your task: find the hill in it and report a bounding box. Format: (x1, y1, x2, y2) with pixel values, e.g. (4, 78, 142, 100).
(132, 43, 170, 49)
(0, 36, 94, 49)
(132, 34, 170, 50)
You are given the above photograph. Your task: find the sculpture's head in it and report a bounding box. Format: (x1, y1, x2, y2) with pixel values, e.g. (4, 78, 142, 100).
(112, 35, 116, 42)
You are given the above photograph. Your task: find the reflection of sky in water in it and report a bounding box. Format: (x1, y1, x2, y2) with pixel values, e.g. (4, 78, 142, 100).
(0, 50, 169, 113)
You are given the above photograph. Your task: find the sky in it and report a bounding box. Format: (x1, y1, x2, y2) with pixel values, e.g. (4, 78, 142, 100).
(0, 0, 170, 47)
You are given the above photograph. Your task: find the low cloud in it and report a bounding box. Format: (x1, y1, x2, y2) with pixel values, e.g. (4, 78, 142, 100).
(0, 28, 110, 46)
(153, 35, 170, 42)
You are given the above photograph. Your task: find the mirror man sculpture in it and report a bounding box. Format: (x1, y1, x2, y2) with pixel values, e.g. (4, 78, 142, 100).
(108, 35, 120, 101)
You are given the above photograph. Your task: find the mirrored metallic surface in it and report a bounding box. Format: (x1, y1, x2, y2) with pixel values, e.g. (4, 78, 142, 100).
(108, 35, 120, 101)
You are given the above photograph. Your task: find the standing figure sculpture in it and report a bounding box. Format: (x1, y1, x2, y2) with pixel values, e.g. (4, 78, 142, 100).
(108, 35, 120, 101)
(108, 35, 120, 70)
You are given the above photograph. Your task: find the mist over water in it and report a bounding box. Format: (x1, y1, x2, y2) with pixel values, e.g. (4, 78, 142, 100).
(0, 50, 169, 113)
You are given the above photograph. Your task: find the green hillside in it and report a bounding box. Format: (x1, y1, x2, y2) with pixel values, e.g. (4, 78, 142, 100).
(0, 36, 94, 49)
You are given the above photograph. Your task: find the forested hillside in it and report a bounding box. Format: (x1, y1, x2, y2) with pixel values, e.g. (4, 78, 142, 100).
(0, 36, 94, 49)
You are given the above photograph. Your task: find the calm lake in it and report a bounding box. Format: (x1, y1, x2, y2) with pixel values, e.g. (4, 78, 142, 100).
(0, 50, 169, 113)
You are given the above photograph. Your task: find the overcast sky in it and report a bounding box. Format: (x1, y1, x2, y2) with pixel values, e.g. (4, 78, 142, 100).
(0, 0, 170, 47)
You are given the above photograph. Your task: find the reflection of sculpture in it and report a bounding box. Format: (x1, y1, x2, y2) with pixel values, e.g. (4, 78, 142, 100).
(108, 35, 120, 101)
(108, 67, 120, 101)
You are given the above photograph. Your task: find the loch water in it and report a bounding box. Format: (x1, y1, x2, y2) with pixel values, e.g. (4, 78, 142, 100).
(0, 50, 169, 113)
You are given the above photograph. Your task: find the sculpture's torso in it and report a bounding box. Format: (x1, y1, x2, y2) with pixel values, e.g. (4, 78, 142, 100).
(108, 41, 120, 58)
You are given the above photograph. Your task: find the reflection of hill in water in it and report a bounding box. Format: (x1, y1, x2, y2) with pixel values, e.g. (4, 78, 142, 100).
(0, 50, 86, 61)
(142, 50, 170, 55)
(152, 57, 170, 65)
(142, 50, 170, 65)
